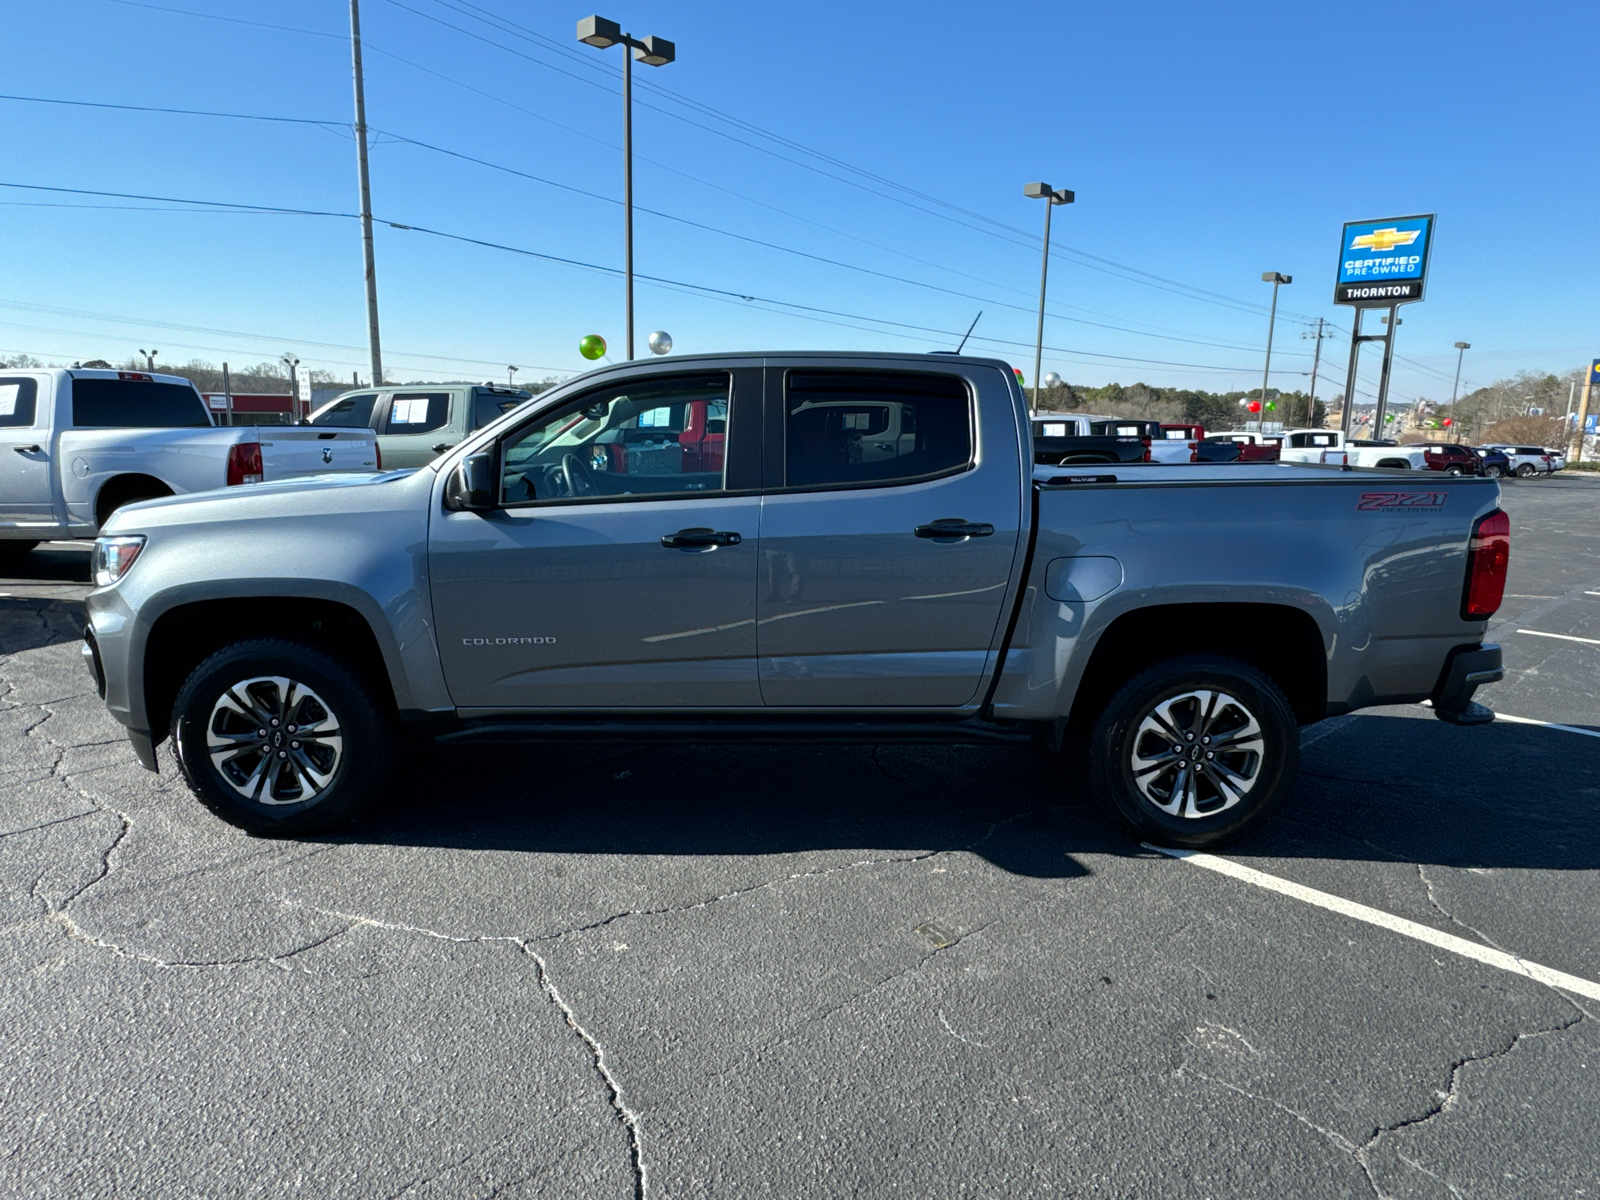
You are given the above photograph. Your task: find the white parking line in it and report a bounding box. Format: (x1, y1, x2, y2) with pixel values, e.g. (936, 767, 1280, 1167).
(1494, 713, 1600, 740)
(1518, 629, 1600, 646)
(1145, 846, 1600, 1002)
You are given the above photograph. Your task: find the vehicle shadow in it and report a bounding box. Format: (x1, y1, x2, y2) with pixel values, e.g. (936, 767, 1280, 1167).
(1235, 713, 1600, 872)
(335, 713, 1600, 877)
(0, 597, 86, 653)
(0, 543, 91, 584)
(354, 740, 1111, 880)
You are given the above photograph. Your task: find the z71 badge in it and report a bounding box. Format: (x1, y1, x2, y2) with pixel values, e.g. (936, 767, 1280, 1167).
(1356, 491, 1447, 512)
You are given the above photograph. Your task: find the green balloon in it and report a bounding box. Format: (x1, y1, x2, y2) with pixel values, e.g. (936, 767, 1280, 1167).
(1265, 401, 1276, 410)
(579, 334, 607, 360)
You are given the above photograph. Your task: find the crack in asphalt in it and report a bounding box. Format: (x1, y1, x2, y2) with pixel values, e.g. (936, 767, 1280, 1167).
(521, 806, 1042, 945)
(1182, 1010, 1589, 1200)
(303, 911, 649, 1200)
(1416, 863, 1506, 952)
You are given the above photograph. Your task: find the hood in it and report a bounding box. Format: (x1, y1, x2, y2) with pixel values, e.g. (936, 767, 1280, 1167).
(102, 469, 428, 534)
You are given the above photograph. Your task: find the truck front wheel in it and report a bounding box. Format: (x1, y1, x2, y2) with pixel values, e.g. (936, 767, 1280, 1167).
(1087, 655, 1298, 849)
(170, 638, 397, 835)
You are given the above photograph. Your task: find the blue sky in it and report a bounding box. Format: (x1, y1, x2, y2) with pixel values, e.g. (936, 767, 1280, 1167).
(1, 0, 1595, 407)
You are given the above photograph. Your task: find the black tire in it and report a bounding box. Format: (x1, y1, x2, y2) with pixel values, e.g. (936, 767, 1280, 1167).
(1515, 463, 1535, 477)
(171, 638, 397, 834)
(1446, 466, 1463, 476)
(1088, 654, 1299, 849)
(0, 540, 39, 559)
(1485, 466, 1503, 479)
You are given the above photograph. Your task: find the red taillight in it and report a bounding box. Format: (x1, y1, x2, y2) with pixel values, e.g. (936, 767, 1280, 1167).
(1142, 437, 1152, 463)
(375, 442, 382, 471)
(227, 441, 264, 486)
(1462, 509, 1509, 619)
(1189, 442, 1199, 463)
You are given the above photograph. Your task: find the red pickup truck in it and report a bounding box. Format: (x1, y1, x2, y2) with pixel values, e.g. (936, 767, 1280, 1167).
(1203, 431, 1282, 463)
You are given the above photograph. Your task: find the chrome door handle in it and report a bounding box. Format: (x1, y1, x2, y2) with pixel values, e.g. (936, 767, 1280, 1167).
(432, 443, 455, 453)
(13, 444, 42, 454)
(914, 519, 994, 541)
(660, 527, 742, 550)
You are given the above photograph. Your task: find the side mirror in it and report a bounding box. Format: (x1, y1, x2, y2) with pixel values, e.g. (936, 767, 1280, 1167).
(443, 451, 497, 512)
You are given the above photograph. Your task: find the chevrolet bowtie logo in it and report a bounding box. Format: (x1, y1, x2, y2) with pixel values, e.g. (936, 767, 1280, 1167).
(1351, 227, 1421, 252)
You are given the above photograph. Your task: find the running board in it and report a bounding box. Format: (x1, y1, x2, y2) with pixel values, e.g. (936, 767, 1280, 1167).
(436, 718, 1033, 747)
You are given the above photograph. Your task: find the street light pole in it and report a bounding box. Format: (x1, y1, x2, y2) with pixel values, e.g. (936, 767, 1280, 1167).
(349, 0, 384, 386)
(1023, 182, 1074, 408)
(578, 16, 675, 362)
(1450, 341, 1470, 443)
(1259, 272, 1291, 431)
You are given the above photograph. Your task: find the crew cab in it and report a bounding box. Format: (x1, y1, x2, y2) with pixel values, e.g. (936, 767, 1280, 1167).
(1272, 429, 1427, 471)
(0, 368, 378, 553)
(310, 382, 534, 469)
(83, 352, 1507, 850)
(1029, 413, 1150, 465)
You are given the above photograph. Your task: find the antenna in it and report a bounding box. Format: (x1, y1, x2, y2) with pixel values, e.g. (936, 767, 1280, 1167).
(955, 311, 982, 354)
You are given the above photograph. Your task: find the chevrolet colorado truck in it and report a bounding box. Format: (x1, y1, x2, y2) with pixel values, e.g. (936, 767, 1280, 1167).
(0, 368, 378, 552)
(82, 352, 1508, 848)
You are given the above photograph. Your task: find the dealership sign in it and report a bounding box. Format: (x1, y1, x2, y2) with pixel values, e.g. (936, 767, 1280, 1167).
(1334, 214, 1434, 305)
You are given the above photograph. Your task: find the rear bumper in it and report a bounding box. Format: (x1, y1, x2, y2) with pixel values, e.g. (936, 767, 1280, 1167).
(1432, 643, 1502, 726)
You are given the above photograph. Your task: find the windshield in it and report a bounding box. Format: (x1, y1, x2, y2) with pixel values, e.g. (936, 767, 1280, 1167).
(71, 378, 210, 428)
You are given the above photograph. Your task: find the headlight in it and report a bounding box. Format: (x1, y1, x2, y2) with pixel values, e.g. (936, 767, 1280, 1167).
(93, 535, 147, 587)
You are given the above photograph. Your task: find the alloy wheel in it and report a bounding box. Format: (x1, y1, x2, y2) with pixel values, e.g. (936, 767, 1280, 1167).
(205, 675, 344, 805)
(1129, 689, 1263, 819)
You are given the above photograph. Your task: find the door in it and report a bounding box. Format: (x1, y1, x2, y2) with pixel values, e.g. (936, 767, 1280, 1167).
(0, 376, 58, 530)
(431, 367, 764, 708)
(756, 364, 1024, 707)
(378, 390, 456, 467)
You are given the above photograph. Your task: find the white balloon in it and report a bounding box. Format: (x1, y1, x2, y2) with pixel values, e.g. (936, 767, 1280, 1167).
(1043, 373, 1062, 388)
(647, 331, 673, 355)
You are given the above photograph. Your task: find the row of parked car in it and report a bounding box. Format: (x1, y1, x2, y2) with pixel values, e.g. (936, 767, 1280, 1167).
(1027, 413, 1568, 477)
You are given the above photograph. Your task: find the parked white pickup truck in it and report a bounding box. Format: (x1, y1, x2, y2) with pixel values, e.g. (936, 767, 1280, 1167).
(0, 368, 379, 552)
(1272, 429, 1428, 470)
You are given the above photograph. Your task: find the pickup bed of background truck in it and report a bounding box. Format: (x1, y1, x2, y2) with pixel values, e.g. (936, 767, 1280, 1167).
(84, 352, 1507, 849)
(0, 368, 379, 549)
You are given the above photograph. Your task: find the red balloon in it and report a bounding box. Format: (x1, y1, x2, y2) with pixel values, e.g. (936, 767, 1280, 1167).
(1442, 417, 1453, 427)
(1247, 400, 1262, 413)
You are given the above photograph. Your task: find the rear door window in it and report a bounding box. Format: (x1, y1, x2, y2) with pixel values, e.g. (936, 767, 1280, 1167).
(784, 370, 971, 489)
(311, 392, 379, 427)
(71, 378, 209, 427)
(0, 377, 39, 427)
(383, 392, 451, 435)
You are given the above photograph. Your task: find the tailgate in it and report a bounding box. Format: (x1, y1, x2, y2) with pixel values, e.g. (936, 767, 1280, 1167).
(255, 429, 380, 479)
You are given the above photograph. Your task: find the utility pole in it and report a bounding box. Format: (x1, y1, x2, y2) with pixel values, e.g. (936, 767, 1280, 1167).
(349, 0, 384, 386)
(1301, 317, 1330, 427)
(508, 366, 518, 388)
(222, 361, 233, 426)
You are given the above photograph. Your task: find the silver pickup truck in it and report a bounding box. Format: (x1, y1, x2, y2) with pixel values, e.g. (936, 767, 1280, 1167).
(81, 352, 1508, 848)
(0, 368, 379, 551)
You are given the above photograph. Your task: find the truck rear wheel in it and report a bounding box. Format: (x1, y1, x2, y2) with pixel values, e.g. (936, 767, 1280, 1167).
(1088, 655, 1298, 849)
(170, 638, 397, 835)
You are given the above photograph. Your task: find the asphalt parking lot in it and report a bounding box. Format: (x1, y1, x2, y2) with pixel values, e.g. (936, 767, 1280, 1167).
(3, 472, 1598, 1199)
